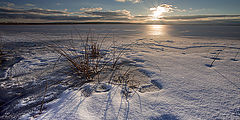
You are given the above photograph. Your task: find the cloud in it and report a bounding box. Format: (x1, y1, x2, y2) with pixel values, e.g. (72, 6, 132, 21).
(160, 4, 173, 9)
(134, 15, 149, 18)
(0, 6, 239, 24)
(0, 7, 132, 22)
(85, 10, 131, 17)
(27, 8, 69, 14)
(25, 3, 35, 7)
(156, 19, 240, 25)
(0, 12, 103, 21)
(0, 7, 69, 15)
(149, 4, 174, 20)
(0, 7, 132, 20)
(0, 2, 15, 7)
(115, 0, 142, 4)
(80, 8, 102, 12)
(84, 9, 132, 20)
(150, 4, 174, 13)
(115, 0, 125, 2)
(134, 14, 240, 24)
(161, 15, 240, 20)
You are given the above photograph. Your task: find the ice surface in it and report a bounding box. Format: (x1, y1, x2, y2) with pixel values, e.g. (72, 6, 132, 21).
(0, 25, 239, 120)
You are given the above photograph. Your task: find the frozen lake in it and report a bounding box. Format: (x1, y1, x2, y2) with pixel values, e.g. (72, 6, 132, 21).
(0, 24, 240, 120)
(1, 24, 240, 42)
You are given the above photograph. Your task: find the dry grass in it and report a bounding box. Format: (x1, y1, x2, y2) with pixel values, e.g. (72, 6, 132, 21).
(38, 32, 139, 114)
(49, 33, 130, 83)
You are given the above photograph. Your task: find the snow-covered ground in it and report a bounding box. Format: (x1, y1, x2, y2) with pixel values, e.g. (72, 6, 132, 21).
(0, 25, 239, 120)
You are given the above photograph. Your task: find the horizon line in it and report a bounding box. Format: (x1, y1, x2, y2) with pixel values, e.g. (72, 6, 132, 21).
(1, 22, 240, 26)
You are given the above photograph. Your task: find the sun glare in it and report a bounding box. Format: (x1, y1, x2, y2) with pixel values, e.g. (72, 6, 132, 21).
(150, 4, 172, 20)
(152, 6, 166, 19)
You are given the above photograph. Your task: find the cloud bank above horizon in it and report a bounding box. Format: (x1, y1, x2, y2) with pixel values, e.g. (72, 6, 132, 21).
(0, 0, 239, 24)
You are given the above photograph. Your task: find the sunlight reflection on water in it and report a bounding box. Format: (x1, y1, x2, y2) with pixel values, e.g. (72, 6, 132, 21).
(147, 25, 167, 36)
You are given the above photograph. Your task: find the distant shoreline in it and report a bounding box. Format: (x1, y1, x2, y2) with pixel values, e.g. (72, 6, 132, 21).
(1, 22, 240, 26)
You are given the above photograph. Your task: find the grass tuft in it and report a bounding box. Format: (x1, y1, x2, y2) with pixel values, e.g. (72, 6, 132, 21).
(38, 32, 141, 114)
(48, 33, 128, 84)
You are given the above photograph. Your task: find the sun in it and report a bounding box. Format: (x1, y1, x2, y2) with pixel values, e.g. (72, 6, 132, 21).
(150, 4, 172, 20)
(150, 6, 167, 20)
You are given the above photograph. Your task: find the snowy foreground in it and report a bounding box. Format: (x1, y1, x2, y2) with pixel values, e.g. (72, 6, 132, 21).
(0, 30, 240, 120)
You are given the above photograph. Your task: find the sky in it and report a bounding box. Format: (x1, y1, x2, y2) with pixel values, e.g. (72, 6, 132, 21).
(0, 0, 240, 24)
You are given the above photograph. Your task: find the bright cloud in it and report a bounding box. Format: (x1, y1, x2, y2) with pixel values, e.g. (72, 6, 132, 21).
(25, 3, 35, 7)
(80, 8, 103, 12)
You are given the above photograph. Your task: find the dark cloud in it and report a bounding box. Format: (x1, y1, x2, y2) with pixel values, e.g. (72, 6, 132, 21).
(134, 15, 149, 18)
(0, 7, 20, 13)
(0, 13, 102, 21)
(161, 15, 240, 20)
(83, 10, 132, 21)
(0, 7, 131, 21)
(86, 11, 124, 17)
(0, 7, 68, 15)
(161, 19, 240, 25)
(84, 10, 131, 17)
